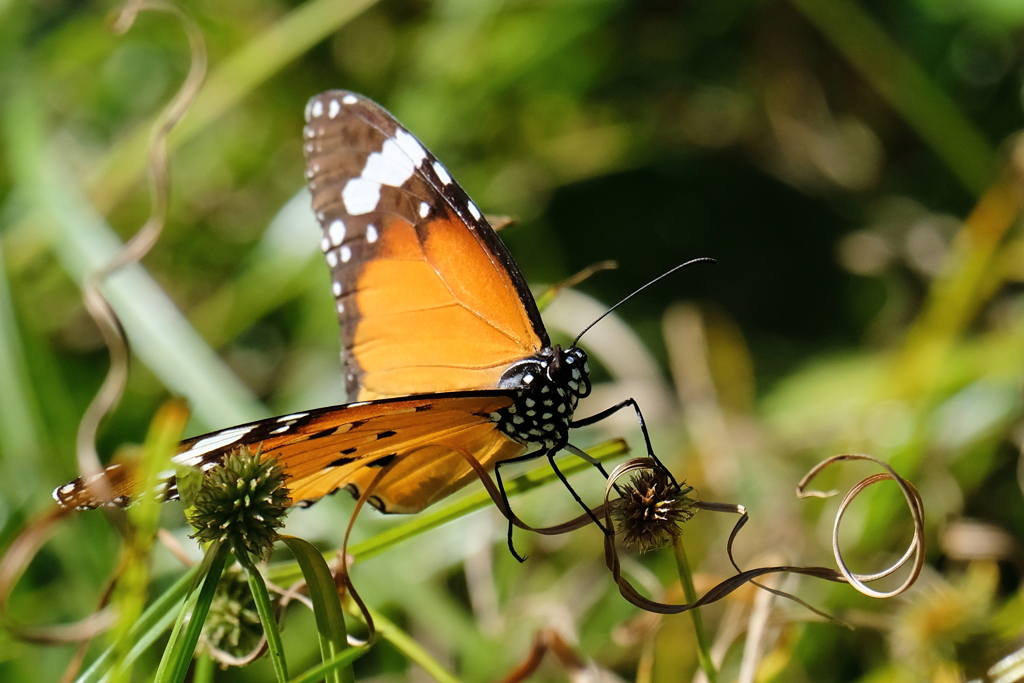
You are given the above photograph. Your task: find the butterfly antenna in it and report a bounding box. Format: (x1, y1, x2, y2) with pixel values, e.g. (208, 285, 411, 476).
(572, 257, 717, 346)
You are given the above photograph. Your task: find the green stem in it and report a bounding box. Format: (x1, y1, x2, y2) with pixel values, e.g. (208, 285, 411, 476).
(192, 655, 214, 683)
(342, 601, 462, 683)
(154, 542, 231, 683)
(673, 536, 716, 683)
(240, 556, 289, 682)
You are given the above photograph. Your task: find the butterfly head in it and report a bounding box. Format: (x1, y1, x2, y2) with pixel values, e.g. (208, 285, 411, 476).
(497, 346, 591, 400)
(551, 345, 592, 400)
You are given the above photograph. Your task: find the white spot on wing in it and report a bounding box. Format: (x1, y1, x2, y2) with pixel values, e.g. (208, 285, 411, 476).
(321, 236, 331, 252)
(173, 425, 255, 464)
(393, 129, 427, 168)
(342, 178, 381, 215)
(271, 425, 290, 434)
(332, 281, 343, 296)
(366, 224, 378, 243)
(467, 201, 481, 220)
(419, 201, 430, 218)
(343, 94, 358, 105)
(340, 245, 352, 262)
(277, 412, 309, 422)
(329, 219, 346, 246)
(361, 139, 415, 187)
(326, 250, 338, 267)
(311, 100, 324, 118)
(336, 301, 345, 313)
(328, 99, 340, 119)
(432, 161, 452, 184)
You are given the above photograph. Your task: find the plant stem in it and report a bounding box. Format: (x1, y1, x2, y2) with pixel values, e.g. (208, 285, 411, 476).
(673, 536, 716, 683)
(239, 555, 289, 682)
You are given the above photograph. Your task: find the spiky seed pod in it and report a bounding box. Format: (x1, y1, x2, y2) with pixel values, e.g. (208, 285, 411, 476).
(611, 467, 696, 553)
(198, 565, 264, 663)
(188, 446, 291, 561)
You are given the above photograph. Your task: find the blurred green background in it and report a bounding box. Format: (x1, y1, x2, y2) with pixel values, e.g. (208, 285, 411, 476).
(3, 0, 1024, 680)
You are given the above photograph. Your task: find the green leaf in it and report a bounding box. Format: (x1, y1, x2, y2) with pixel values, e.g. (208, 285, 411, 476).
(280, 536, 356, 683)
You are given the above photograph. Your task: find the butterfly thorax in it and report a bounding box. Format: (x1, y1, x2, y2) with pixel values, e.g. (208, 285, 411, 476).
(489, 346, 591, 450)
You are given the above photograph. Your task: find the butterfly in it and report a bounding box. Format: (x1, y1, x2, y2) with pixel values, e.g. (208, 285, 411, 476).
(54, 91, 664, 544)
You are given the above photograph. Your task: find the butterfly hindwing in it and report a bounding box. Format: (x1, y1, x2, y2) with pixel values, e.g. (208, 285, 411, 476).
(54, 394, 527, 514)
(303, 91, 548, 401)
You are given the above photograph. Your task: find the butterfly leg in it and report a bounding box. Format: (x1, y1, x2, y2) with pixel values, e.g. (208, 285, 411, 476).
(545, 451, 611, 535)
(494, 448, 546, 563)
(564, 442, 612, 478)
(569, 398, 681, 490)
(565, 442, 627, 500)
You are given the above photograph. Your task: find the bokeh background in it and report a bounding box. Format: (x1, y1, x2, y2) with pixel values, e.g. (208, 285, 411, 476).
(2, 0, 1024, 680)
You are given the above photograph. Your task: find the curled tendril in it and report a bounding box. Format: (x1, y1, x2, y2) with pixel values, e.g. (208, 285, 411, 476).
(77, 0, 208, 515)
(0, 0, 208, 670)
(597, 455, 924, 615)
(797, 453, 926, 599)
(0, 508, 119, 644)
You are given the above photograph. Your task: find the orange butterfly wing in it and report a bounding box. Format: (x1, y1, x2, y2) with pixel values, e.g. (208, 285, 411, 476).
(303, 91, 548, 401)
(54, 92, 567, 514)
(55, 394, 526, 513)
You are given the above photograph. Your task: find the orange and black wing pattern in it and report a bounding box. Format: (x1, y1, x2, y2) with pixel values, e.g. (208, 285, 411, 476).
(303, 91, 548, 401)
(54, 393, 527, 514)
(54, 91, 570, 515)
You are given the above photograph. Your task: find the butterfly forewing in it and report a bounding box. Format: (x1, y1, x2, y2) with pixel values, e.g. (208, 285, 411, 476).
(55, 394, 526, 514)
(303, 91, 548, 401)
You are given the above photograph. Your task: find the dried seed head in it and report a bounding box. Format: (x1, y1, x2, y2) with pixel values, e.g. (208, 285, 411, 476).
(187, 446, 290, 561)
(198, 565, 263, 663)
(611, 467, 695, 553)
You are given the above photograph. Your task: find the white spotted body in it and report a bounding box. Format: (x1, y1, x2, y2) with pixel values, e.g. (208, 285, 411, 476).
(489, 346, 591, 450)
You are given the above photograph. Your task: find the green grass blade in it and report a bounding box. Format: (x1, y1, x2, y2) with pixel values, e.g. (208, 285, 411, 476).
(107, 404, 189, 683)
(287, 646, 370, 683)
(0, 232, 44, 466)
(358, 606, 461, 683)
(787, 0, 997, 196)
(280, 537, 354, 683)
(3, 83, 264, 430)
(153, 542, 230, 683)
(240, 558, 289, 682)
(89, 0, 382, 213)
(75, 564, 201, 683)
